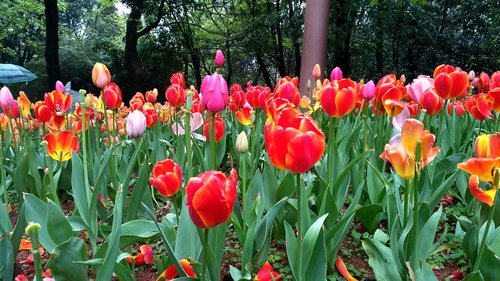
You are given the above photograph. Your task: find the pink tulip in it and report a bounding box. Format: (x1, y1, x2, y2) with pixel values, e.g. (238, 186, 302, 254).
(55, 80, 65, 92)
(330, 67, 343, 81)
(406, 75, 433, 104)
(215, 50, 224, 67)
(201, 73, 229, 113)
(362, 80, 375, 100)
(0, 86, 14, 109)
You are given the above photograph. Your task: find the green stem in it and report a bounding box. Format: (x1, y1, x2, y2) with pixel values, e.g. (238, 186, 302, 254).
(241, 152, 247, 233)
(0, 133, 7, 211)
(296, 172, 303, 279)
(210, 112, 216, 170)
(101, 90, 112, 145)
(42, 143, 61, 206)
(327, 118, 336, 189)
(404, 179, 409, 227)
(411, 142, 421, 267)
(201, 228, 209, 281)
(184, 109, 192, 180)
(26, 223, 43, 281)
(473, 189, 498, 272)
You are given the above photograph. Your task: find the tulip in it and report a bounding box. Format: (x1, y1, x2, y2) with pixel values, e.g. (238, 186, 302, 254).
(478, 72, 490, 93)
(458, 133, 500, 183)
(145, 88, 158, 103)
(312, 64, 321, 79)
(170, 72, 185, 88)
(201, 73, 229, 113)
(335, 258, 358, 281)
(406, 75, 433, 103)
(330, 66, 343, 81)
(0, 86, 15, 109)
(43, 131, 80, 162)
(55, 80, 65, 92)
(172, 112, 206, 141)
(102, 82, 122, 110)
(92, 62, 111, 88)
(420, 88, 443, 115)
(235, 105, 253, 126)
(273, 76, 300, 106)
(159, 259, 197, 280)
(186, 169, 237, 229)
(149, 159, 183, 197)
(246, 86, 269, 108)
(447, 100, 465, 117)
(17, 91, 31, 117)
(230, 83, 243, 94)
(34, 101, 52, 122)
(469, 70, 476, 81)
(362, 80, 375, 100)
(319, 80, 357, 117)
(374, 74, 406, 116)
(143, 108, 158, 128)
(235, 131, 249, 154)
(125, 244, 154, 266)
(265, 107, 325, 173)
(215, 49, 224, 67)
(254, 261, 281, 281)
(165, 84, 186, 108)
(203, 115, 225, 142)
(44, 90, 73, 115)
(464, 94, 493, 120)
(125, 110, 146, 138)
(6, 100, 20, 118)
(433, 64, 470, 99)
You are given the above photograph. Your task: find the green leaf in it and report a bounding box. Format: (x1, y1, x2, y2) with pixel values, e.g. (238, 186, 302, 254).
(463, 226, 479, 265)
(284, 222, 299, 280)
(356, 204, 384, 233)
(125, 163, 149, 221)
(476, 244, 500, 281)
(363, 238, 403, 281)
(23, 193, 56, 251)
(463, 271, 485, 281)
(46, 237, 88, 281)
(71, 153, 90, 225)
(303, 214, 328, 280)
(418, 205, 442, 259)
(46, 200, 74, 245)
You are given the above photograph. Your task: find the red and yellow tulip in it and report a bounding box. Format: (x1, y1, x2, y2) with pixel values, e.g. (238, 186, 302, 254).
(43, 131, 80, 162)
(254, 261, 281, 281)
(149, 159, 183, 197)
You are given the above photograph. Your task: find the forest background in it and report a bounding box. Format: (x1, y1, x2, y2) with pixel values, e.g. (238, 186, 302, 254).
(1, 0, 499, 101)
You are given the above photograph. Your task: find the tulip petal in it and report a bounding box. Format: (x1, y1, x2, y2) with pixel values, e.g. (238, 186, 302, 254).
(401, 119, 424, 159)
(457, 158, 499, 182)
(468, 175, 495, 207)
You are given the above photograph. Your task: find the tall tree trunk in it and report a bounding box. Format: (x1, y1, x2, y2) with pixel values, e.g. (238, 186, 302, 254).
(274, 0, 287, 77)
(299, 0, 330, 96)
(44, 0, 60, 90)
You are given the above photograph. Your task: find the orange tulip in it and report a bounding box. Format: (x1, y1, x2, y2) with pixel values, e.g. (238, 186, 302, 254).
(468, 175, 496, 207)
(312, 63, 321, 79)
(375, 74, 406, 116)
(254, 261, 281, 281)
(186, 169, 237, 229)
(433, 64, 470, 99)
(145, 89, 158, 103)
(159, 259, 197, 280)
(488, 86, 500, 113)
(17, 91, 31, 117)
(235, 105, 252, 126)
(458, 133, 500, 183)
(44, 90, 73, 115)
(319, 79, 357, 117)
(335, 258, 358, 281)
(92, 62, 111, 88)
(149, 159, 182, 197)
(264, 107, 326, 173)
(464, 94, 493, 120)
(165, 84, 186, 108)
(380, 119, 440, 179)
(43, 131, 79, 161)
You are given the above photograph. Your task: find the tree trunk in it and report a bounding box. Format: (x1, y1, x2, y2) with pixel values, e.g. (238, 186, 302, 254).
(274, 0, 287, 78)
(44, 0, 60, 90)
(332, 0, 354, 76)
(299, 0, 331, 96)
(256, 51, 273, 88)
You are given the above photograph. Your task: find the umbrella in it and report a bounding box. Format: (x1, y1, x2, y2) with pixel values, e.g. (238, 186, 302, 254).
(0, 63, 37, 84)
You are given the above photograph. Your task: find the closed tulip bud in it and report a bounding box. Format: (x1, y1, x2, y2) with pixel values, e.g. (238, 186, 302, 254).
(215, 49, 224, 67)
(235, 131, 248, 154)
(0, 86, 14, 109)
(165, 84, 186, 108)
(170, 72, 185, 88)
(469, 70, 476, 81)
(420, 88, 443, 116)
(92, 63, 111, 88)
(312, 64, 321, 79)
(330, 67, 343, 81)
(145, 88, 158, 103)
(55, 80, 65, 92)
(102, 82, 122, 109)
(399, 74, 406, 84)
(201, 73, 229, 113)
(203, 115, 225, 142)
(125, 110, 146, 138)
(362, 80, 375, 100)
(186, 169, 238, 229)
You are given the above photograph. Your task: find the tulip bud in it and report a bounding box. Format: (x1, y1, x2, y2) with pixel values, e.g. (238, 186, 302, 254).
(235, 131, 248, 154)
(330, 67, 343, 81)
(215, 49, 224, 67)
(312, 64, 321, 79)
(55, 80, 65, 92)
(0, 86, 14, 109)
(201, 73, 229, 113)
(125, 110, 147, 138)
(399, 74, 406, 84)
(92, 63, 111, 88)
(362, 80, 375, 100)
(468, 70, 476, 81)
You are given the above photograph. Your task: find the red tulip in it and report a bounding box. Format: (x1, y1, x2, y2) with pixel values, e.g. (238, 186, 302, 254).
(335, 258, 358, 281)
(230, 83, 243, 94)
(273, 76, 300, 106)
(420, 88, 443, 116)
(203, 115, 225, 142)
(265, 107, 325, 173)
(433, 64, 470, 99)
(186, 169, 237, 229)
(145, 89, 158, 103)
(254, 261, 281, 281)
(375, 74, 406, 116)
(170, 72, 185, 88)
(149, 159, 182, 197)
(159, 259, 197, 280)
(319, 79, 357, 117)
(166, 84, 186, 108)
(125, 245, 154, 266)
(43, 131, 80, 162)
(246, 86, 269, 108)
(102, 82, 122, 109)
(458, 133, 500, 183)
(44, 90, 73, 115)
(464, 94, 493, 120)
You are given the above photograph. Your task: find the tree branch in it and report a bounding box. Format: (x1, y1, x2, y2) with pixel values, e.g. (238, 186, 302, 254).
(137, 0, 166, 38)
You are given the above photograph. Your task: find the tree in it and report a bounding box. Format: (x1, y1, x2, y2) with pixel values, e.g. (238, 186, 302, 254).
(44, 0, 60, 89)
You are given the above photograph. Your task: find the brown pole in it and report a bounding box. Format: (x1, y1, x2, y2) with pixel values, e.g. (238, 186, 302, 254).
(299, 0, 330, 96)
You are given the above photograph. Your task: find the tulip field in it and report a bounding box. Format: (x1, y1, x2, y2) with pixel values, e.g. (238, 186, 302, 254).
(0, 59, 499, 281)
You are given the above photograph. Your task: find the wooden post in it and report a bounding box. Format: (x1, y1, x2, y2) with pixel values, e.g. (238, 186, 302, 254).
(299, 0, 330, 96)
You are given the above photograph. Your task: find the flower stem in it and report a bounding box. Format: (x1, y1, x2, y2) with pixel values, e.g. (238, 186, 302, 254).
(26, 222, 43, 281)
(184, 109, 192, 180)
(241, 152, 247, 233)
(404, 179, 409, 227)
(411, 142, 421, 267)
(296, 172, 303, 279)
(42, 143, 60, 206)
(201, 228, 209, 281)
(473, 189, 498, 272)
(327, 117, 336, 190)
(210, 112, 216, 170)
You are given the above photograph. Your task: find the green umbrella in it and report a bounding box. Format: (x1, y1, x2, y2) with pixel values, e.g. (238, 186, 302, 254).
(0, 63, 37, 84)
